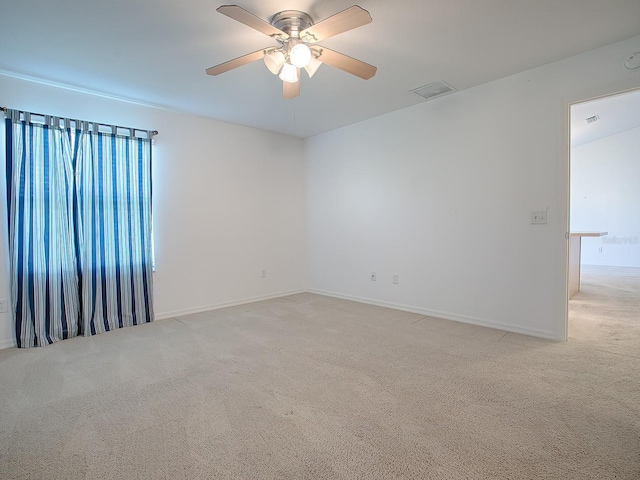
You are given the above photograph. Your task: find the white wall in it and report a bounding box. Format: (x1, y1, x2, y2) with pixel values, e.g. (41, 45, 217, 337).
(571, 125, 640, 267)
(305, 36, 640, 340)
(0, 74, 307, 348)
(2, 37, 639, 348)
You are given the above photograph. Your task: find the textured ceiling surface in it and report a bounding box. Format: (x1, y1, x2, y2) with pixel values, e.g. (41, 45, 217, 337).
(1, 0, 640, 138)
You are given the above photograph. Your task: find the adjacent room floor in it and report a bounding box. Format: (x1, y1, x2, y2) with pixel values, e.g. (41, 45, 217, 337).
(0, 270, 638, 479)
(568, 265, 640, 353)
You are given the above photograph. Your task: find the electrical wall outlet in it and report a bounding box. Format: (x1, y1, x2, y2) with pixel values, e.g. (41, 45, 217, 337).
(261, 269, 267, 278)
(371, 272, 377, 281)
(0, 299, 8, 313)
(392, 274, 399, 284)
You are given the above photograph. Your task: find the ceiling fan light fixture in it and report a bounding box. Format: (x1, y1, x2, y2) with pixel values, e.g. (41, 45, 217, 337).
(264, 50, 286, 75)
(289, 43, 312, 68)
(207, 5, 377, 99)
(304, 56, 322, 78)
(279, 62, 298, 83)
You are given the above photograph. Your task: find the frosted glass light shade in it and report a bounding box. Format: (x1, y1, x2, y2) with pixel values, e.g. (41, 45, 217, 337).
(304, 57, 322, 78)
(289, 43, 312, 68)
(279, 63, 298, 83)
(264, 50, 286, 75)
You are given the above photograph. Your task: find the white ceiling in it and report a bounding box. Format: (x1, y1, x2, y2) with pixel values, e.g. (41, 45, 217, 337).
(571, 89, 640, 147)
(2, 0, 640, 138)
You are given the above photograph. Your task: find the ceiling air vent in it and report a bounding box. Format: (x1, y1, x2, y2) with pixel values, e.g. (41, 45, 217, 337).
(585, 115, 600, 124)
(411, 81, 456, 100)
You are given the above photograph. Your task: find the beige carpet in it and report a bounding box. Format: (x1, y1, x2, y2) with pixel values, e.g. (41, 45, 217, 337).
(1, 270, 639, 479)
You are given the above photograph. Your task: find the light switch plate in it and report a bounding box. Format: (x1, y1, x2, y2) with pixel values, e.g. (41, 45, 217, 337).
(531, 210, 547, 224)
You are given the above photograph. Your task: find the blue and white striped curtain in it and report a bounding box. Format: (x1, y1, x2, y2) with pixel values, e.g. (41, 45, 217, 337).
(5, 116, 80, 346)
(5, 112, 154, 347)
(76, 130, 154, 336)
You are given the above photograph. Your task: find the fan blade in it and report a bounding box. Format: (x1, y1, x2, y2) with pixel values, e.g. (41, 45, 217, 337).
(206, 49, 268, 76)
(300, 6, 372, 43)
(283, 72, 301, 99)
(217, 5, 288, 39)
(315, 47, 376, 80)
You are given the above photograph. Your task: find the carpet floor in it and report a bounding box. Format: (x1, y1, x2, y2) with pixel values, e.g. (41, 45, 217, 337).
(0, 267, 639, 479)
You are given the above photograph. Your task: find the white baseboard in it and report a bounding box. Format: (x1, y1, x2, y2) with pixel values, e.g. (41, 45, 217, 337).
(154, 289, 307, 321)
(0, 290, 306, 349)
(0, 338, 16, 350)
(308, 289, 560, 341)
(0, 288, 559, 348)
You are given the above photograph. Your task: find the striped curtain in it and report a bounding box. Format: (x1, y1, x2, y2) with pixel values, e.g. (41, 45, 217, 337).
(76, 130, 154, 335)
(5, 113, 154, 347)
(5, 117, 80, 347)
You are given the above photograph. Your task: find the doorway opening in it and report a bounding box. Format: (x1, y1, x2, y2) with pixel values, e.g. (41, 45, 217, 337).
(567, 88, 640, 343)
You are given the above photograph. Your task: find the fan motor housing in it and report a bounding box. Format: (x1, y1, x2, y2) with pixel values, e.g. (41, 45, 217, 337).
(271, 10, 313, 38)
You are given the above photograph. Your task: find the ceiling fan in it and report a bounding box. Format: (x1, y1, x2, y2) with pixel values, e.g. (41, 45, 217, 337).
(206, 5, 377, 99)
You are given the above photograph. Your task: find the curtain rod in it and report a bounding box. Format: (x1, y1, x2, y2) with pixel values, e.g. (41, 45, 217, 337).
(1, 106, 158, 137)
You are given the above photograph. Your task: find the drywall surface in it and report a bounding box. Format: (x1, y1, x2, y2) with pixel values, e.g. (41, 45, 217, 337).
(0, 74, 307, 348)
(571, 125, 640, 267)
(305, 36, 640, 340)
